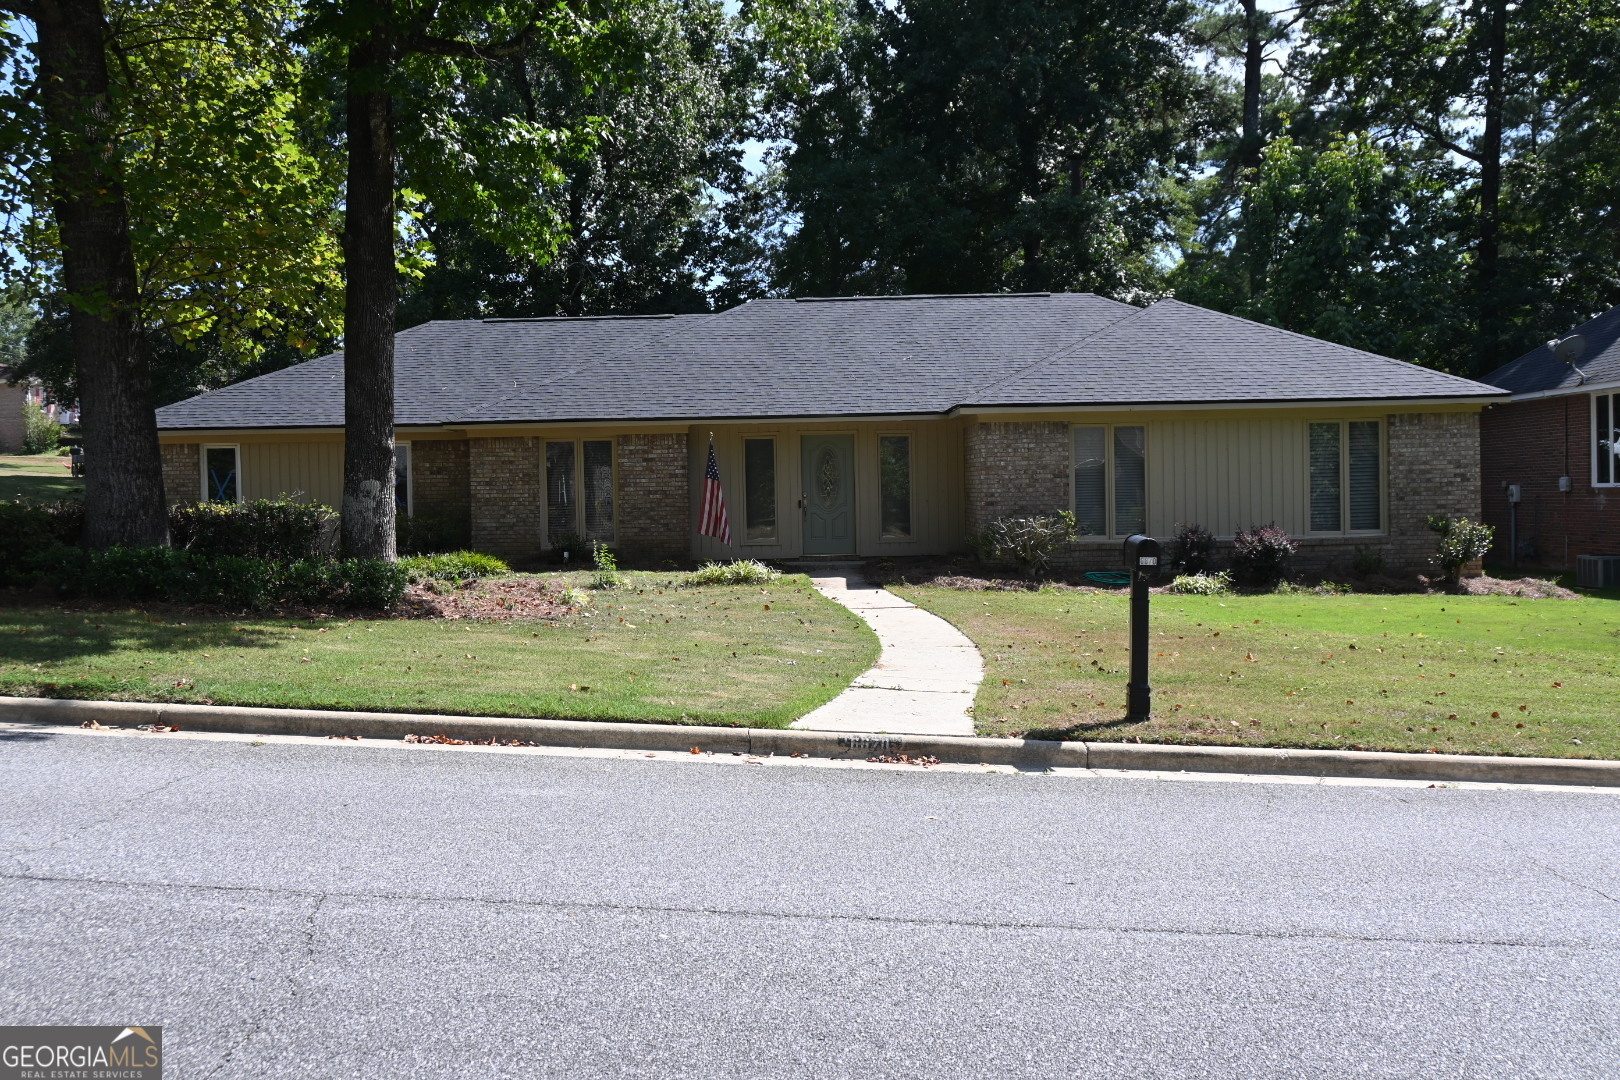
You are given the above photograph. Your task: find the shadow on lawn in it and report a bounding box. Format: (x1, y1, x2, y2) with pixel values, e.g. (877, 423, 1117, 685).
(0, 608, 290, 665)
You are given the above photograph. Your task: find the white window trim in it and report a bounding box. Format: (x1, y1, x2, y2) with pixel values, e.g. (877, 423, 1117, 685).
(1070, 424, 1147, 541)
(877, 432, 916, 542)
(395, 441, 414, 517)
(1594, 391, 1620, 488)
(739, 435, 780, 545)
(200, 443, 242, 504)
(1306, 419, 1388, 536)
(542, 438, 618, 545)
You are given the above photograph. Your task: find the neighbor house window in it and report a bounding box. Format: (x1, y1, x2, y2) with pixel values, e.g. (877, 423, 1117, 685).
(546, 439, 615, 543)
(394, 442, 412, 515)
(879, 435, 912, 539)
(1072, 426, 1145, 537)
(743, 438, 777, 541)
(1309, 420, 1382, 532)
(1597, 393, 1618, 486)
(202, 445, 240, 503)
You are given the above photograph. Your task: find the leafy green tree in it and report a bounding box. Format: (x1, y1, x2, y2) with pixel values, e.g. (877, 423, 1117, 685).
(399, 0, 757, 322)
(1175, 133, 1472, 370)
(770, 0, 1213, 298)
(1, 0, 344, 544)
(304, 0, 595, 560)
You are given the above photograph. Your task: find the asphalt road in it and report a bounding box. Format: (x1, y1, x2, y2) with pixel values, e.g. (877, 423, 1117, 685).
(2, 728, 1618, 1080)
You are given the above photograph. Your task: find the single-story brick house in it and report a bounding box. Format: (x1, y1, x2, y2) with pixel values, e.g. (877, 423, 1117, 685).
(1479, 303, 1620, 569)
(155, 293, 1504, 572)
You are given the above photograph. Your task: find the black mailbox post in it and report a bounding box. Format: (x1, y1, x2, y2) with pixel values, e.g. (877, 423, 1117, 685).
(1121, 534, 1161, 721)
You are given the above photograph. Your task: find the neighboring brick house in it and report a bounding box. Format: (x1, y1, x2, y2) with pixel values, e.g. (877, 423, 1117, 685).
(1480, 305, 1620, 570)
(0, 366, 28, 453)
(154, 294, 1504, 571)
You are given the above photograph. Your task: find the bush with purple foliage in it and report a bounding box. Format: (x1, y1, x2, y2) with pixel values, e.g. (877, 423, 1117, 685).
(1231, 523, 1296, 586)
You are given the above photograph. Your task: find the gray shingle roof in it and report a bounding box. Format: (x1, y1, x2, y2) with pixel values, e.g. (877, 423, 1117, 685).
(156, 293, 1504, 431)
(155, 315, 701, 429)
(1483, 304, 1620, 395)
(964, 299, 1502, 407)
(475, 293, 1135, 422)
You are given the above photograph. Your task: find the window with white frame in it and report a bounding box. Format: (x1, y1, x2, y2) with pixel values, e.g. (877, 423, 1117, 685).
(545, 439, 615, 543)
(1072, 425, 1145, 538)
(1596, 392, 1619, 486)
(202, 445, 240, 503)
(1308, 420, 1382, 533)
(394, 442, 412, 515)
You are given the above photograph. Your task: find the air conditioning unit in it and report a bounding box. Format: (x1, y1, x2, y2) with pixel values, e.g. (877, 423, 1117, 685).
(1576, 555, 1620, 589)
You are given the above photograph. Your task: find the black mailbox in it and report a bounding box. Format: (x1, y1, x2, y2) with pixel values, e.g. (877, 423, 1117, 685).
(1122, 534, 1161, 572)
(1121, 534, 1158, 721)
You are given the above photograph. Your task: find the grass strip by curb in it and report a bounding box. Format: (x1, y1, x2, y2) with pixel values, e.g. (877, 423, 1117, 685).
(6, 696, 1619, 788)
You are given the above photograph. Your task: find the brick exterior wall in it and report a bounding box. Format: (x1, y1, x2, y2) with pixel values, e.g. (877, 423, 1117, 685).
(161, 442, 199, 505)
(1384, 410, 1481, 572)
(410, 438, 471, 547)
(963, 421, 1070, 536)
(1480, 394, 1618, 569)
(616, 433, 688, 564)
(469, 436, 543, 563)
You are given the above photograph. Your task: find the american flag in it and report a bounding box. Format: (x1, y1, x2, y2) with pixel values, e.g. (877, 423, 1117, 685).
(699, 434, 732, 545)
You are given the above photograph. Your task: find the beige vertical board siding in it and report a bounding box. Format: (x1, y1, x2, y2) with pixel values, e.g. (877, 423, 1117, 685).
(689, 419, 965, 561)
(239, 442, 344, 508)
(1146, 417, 1308, 538)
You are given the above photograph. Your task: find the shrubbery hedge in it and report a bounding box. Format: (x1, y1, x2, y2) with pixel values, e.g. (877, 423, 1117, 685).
(0, 498, 404, 609)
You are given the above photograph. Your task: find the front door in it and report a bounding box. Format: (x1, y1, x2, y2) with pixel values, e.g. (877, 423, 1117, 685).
(801, 434, 855, 555)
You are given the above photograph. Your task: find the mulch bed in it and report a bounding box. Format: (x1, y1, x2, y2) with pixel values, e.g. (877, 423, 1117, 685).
(396, 578, 579, 621)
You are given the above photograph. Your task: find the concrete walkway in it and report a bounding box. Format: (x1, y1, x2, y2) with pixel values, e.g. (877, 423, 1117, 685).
(791, 570, 982, 737)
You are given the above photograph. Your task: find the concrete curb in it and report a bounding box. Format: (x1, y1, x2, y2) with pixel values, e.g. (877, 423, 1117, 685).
(3, 696, 1617, 787)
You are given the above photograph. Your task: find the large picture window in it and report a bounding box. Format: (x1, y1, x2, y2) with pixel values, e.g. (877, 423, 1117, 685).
(1597, 392, 1618, 486)
(1308, 420, 1382, 533)
(545, 439, 615, 543)
(743, 438, 777, 541)
(1072, 425, 1145, 537)
(202, 445, 240, 503)
(879, 435, 912, 539)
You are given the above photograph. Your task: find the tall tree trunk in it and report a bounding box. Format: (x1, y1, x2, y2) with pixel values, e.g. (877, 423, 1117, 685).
(340, 25, 398, 561)
(34, 0, 168, 549)
(1475, 0, 1507, 373)
(1238, 0, 1264, 175)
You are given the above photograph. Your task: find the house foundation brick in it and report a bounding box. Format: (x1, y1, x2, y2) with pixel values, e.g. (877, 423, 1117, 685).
(469, 436, 542, 563)
(616, 433, 688, 564)
(963, 421, 1070, 536)
(409, 439, 471, 547)
(161, 442, 199, 505)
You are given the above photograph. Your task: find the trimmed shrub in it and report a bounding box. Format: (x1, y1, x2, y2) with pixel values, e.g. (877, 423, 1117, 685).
(0, 502, 61, 586)
(1351, 545, 1385, 578)
(547, 530, 585, 564)
(687, 559, 783, 586)
(331, 558, 410, 609)
(400, 550, 511, 586)
(984, 511, 1078, 577)
(170, 497, 338, 562)
(1168, 522, 1216, 575)
(1426, 516, 1494, 590)
(1168, 570, 1232, 595)
(42, 548, 406, 610)
(1231, 523, 1296, 586)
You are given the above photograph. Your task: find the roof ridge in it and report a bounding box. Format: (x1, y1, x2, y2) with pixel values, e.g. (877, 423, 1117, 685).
(957, 301, 1150, 404)
(1155, 298, 1494, 389)
(791, 292, 1057, 302)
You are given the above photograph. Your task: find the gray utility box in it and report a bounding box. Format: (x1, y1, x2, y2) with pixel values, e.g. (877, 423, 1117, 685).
(1576, 555, 1620, 589)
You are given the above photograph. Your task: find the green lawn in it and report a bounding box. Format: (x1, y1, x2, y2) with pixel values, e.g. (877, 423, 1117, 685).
(0, 454, 83, 502)
(0, 571, 879, 728)
(894, 585, 1620, 759)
